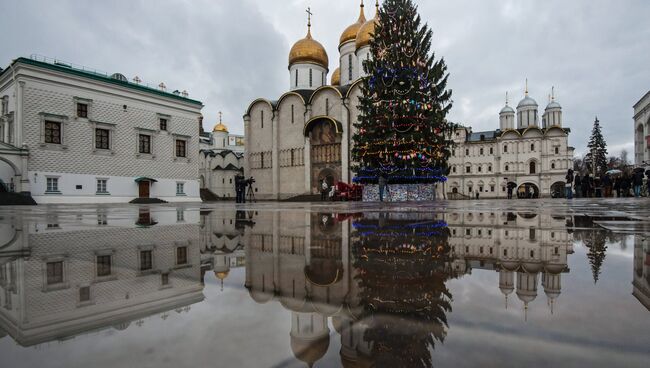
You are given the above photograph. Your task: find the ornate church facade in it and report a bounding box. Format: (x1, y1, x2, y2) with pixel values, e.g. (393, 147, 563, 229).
(244, 1, 574, 200)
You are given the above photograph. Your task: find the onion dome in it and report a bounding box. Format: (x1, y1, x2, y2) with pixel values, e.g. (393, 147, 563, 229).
(518, 95, 538, 108)
(213, 122, 228, 132)
(356, 1, 379, 49)
(289, 17, 329, 69)
(340, 1, 366, 46)
(291, 335, 330, 368)
(213, 111, 229, 132)
(331, 67, 341, 86)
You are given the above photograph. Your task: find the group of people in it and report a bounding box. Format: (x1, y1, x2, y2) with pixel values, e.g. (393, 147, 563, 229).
(234, 174, 251, 203)
(565, 168, 650, 199)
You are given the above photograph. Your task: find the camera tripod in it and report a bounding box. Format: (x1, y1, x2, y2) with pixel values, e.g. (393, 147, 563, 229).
(246, 184, 256, 203)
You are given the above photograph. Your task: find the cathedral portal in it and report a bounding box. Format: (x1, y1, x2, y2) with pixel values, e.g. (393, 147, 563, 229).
(306, 118, 342, 194)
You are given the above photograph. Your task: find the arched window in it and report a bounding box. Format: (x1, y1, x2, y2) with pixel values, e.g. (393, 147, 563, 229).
(551, 162, 556, 169)
(530, 143, 535, 151)
(505, 164, 509, 172)
(504, 145, 508, 153)
(529, 161, 536, 174)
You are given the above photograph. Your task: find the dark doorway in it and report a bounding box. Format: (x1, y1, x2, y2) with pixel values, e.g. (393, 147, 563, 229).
(139, 181, 150, 198)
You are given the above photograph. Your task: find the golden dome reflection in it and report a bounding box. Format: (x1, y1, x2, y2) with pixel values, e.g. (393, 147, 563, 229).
(339, 1, 366, 46)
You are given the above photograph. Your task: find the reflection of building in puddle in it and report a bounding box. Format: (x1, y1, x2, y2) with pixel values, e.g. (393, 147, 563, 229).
(446, 212, 573, 315)
(199, 210, 253, 290)
(633, 235, 650, 311)
(244, 211, 575, 366)
(0, 209, 203, 347)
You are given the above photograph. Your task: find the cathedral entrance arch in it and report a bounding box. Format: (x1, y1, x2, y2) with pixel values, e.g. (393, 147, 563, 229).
(305, 117, 342, 194)
(551, 181, 566, 198)
(517, 183, 539, 199)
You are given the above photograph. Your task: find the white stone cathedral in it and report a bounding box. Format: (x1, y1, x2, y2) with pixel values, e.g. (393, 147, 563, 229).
(244, 1, 574, 200)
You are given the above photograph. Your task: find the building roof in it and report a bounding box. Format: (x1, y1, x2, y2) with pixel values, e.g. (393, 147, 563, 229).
(467, 131, 498, 142)
(0, 57, 203, 106)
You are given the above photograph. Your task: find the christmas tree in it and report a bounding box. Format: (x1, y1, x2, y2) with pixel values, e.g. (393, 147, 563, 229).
(352, 0, 455, 184)
(584, 117, 608, 175)
(351, 214, 454, 366)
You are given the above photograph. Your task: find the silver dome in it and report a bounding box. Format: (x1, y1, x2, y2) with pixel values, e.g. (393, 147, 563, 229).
(500, 105, 515, 114)
(545, 101, 561, 110)
(517, 96, 538, 108)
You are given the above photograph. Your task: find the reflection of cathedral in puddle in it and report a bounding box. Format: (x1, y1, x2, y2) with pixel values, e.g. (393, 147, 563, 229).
(633, 235, 650, 311)
(244, 211, 575, 366)
(0, 209, 203, 347)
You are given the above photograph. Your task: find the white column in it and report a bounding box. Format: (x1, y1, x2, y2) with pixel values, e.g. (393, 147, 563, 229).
(272, 112, 279, 200)
(16, 81, 25, 147)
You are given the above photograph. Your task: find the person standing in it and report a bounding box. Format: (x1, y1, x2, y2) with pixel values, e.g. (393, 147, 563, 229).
(378, 174, 388, 202)
(614, 176, 621, 197)
(633, 170, 644, 197)
(321, 178, 329, 201)
(565, 169, 574, 199)
(602, 174, 612, 197)
(581, 175, 590, 198)
(574, 174, 582, 198)
(507, 185, 513, 199)
(621, 174, 631, 197)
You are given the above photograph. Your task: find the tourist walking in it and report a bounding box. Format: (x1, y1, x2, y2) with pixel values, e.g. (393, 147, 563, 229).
(633, 169, 644, 197)
(565, 169, 574, 199)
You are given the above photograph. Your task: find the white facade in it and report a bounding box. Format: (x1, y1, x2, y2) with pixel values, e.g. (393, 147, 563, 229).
(447, 92, 574, 199)
(633, 91, 650, 165)
(198, 119, 245, 199)
(0, 56, 203, 203)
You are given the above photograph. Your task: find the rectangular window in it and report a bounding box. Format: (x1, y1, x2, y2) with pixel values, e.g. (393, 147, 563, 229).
(465, 149, 469, 156)
(176, 182, 185, 195)
(1, 97, 8, 115)
(177, 209, 184, 222)
(291, 105, 295, 124)
(490, 147, 494, 154)
(261, 111, 264, 129)
(139, 134, 151, 154)
(159, 118, 168, 131)
(529, 228, 536, 240)
(95, 128, 110, 149)
(161, 272, 170, 286)
(325, 99, 329, 115)
(176, 246, 188, 265)
(466, 166, 471, 173)
(46, 177, 59, 193)
(79, 286, 90, 302)
(96, 179, 108, 193)
(309, 68, 313, 87)
(175, 139, 187, 157)
(452, 166, 456, 173)
(504, 145, 508, 153)
(491, 185, 495, 192)
(295, 69, 298, 87)
(504, 249, 508, 256)
(96, 255, 112, 277)
(478, 166, 482, 173)
(555, 147, 559, 154)
(530, 143, 535, 151)
(480, 148, 484, 155)
(46, 261, 64, 285)
(44, 121, 62, 144)
(77, 103, 88, 118)
(348, 54, 353, 81)
(140, 250, 153, 271)
(488, 165, 492, 172)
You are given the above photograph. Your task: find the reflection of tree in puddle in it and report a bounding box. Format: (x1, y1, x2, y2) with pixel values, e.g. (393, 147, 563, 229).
(351, 213, 453, 367)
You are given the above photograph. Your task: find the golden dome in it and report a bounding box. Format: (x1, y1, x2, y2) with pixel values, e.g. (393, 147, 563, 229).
(213, 122, 228, 132)
(339, 1, 366, 46)
(289, 24, 329, 69)
(356, 1, 379, 49)
(331, 67, 341, 86)
(291, 335, 330, 367)
(213, 111, 229, 132)
(214, 270, 229, 280)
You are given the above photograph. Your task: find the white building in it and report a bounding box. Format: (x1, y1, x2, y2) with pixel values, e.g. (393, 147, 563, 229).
(244, 2, 574, 200)
(198, 113, 245, 199)
(634, 91, 650, 165)
(0, 56, 203, 204)
(447, 89, 575, 198)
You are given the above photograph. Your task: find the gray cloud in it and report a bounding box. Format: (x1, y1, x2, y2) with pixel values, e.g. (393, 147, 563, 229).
(1, 0, 648, 157)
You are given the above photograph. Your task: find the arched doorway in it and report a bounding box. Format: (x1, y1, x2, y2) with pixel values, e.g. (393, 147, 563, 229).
(551, 181, 566, 198)
(518, 183, 540, 199)
(305, 118, 342, 194)
(0, 158, 18, 192)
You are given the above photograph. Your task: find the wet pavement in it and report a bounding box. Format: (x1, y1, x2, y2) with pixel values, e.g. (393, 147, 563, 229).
(0, 198, 649, 367)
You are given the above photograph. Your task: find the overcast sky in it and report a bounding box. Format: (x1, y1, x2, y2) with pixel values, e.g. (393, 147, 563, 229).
(1, 0, 648, 156)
